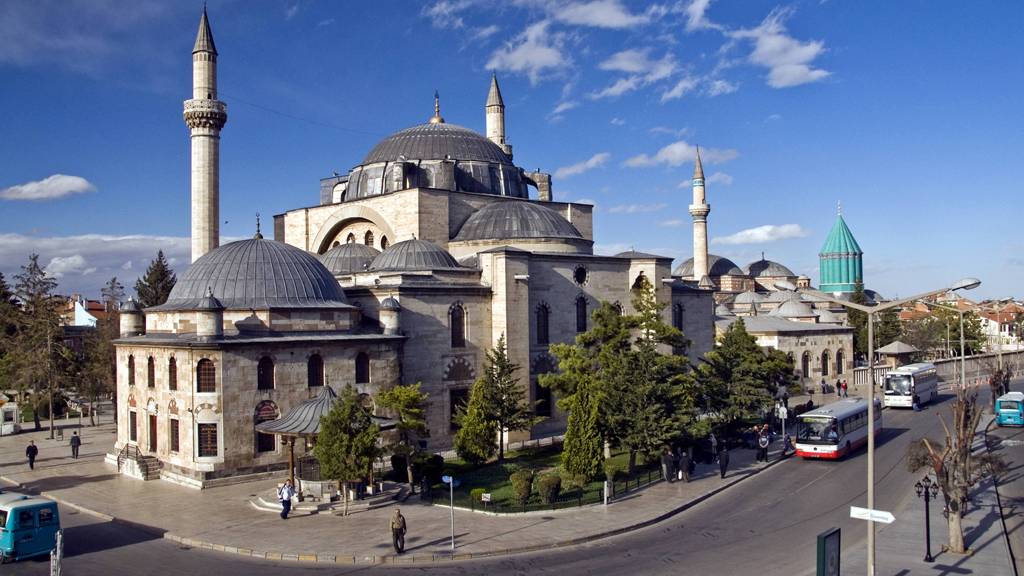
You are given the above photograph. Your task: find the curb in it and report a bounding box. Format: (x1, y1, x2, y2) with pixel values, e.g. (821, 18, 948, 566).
(2, 452, 788, 564)
(984, 418, 1020, 576)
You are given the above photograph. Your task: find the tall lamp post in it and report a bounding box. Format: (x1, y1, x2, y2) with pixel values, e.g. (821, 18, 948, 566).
(775, 277, 980, 576)
(915, 476, 939, 562)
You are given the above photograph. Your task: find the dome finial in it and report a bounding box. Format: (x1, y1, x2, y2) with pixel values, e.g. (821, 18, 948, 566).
(430, 91, 445, 124)
(838, 200, 841, 216)
(254, 213, 263, 239)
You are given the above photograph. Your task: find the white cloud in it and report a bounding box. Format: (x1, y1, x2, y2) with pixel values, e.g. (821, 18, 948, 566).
(45, 254, 88, 278)
(730, 7, 831, 88)
(0, 174, 96, 201)
(471, 25, 500, 41)
(611, 118, 625, 125)
(555, 153, 611, 179)
(683, 0, 722, 32)
(422, 1, 475, 29)
(660, 219, 687, 227)
(590, 49, 679, 99)
(705, 172, 733, 185)
(766, 113, 781, 121)
(486, 21, 572, 85)
(551, 100, 579, 115)
(121, 261, 133, 270)
(590, 76, 641, 99)
(318, 19, 335, 27)
(661, 76, 699, 101)
(649, 126, 689, 137)
(608, 203, 667, 214)
(623, 140, 739, 168)
(705, 78, 738, 96)
(711, 224, 811, 245)
(285, 4, 300, 20)
(553, 0, 650, 29)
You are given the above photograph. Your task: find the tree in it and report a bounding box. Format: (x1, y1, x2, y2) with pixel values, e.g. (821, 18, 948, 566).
(875, 308, 903, 350)
(452, 379, 498, 466)
(483, 334, 542, 461)
(377, 382, 430, 487)
(134, 250, 177, 307)
(902, 316, 945, 357)
(0, 272, 20, 390)
(313, 383, 381, 516)
(847, 281, 870, 359)
(559, 375, 602, 482)
(80, 277, 123, 425)
(906, 382, 1007, 554)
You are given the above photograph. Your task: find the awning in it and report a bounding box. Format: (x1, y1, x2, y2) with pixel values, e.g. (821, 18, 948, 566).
(255, 385, 397, 437)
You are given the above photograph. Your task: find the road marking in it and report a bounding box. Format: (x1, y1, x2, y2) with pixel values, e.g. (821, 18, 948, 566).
(1000, 439, 1024, 447)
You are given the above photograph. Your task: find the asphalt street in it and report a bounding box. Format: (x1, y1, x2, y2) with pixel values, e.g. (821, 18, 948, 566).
(990, 417, 1024, 575)
(2, 387, 1000, 575)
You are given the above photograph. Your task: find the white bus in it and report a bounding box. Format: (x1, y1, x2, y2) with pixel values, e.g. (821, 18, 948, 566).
(883, 363, 938, 408)
(796, 397, 882, 459)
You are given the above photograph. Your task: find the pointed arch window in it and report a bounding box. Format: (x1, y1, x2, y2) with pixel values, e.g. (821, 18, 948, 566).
(308, 354, 324, 387)
(147, 357, 155, 388)
(254, 401, 279, 454)
(450, 303, 466, 348)
(355, 352, 370, 384)
(257, 356, 275, 390)
(575, 295, 588, 333)
(197, 359, 216, 393)
(168, 357, 177, 391)
(536, 303, 550, 345)
(346, 233, 356, 244)
(801, 352, 810, 379)
(364, 230, 374, 246)
(380, 236, 389, 250)
(672, 303, 685, 330)
(835, 349, 844, 374)
(821, 350, 830, 377)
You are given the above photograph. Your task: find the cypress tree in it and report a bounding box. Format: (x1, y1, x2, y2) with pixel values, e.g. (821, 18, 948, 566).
(481, 334, 542, 461)
(134, 250, 177, 307)
(453, 379, 498, 466)
(561, 376, 602, 482)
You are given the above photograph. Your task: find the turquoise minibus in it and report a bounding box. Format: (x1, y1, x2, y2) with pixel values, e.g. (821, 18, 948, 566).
(0, 491, 61, 563)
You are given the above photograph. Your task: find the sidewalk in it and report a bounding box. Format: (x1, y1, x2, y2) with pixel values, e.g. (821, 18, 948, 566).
(0, 418, 789, 564)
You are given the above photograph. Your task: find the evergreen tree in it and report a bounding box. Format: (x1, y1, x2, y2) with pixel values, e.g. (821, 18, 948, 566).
(453, 379, 498, 466)
(134, 250, 177, 307)
(875, 308, 903, 350)
(0, 272, 20, 391)
(560, 375, 602, 482)
(847, 281, 870, 359)
(81, 277, 123, 425)
(377, 382, 430, 486)
(313, 383, 381, 516)
(482, 334, 542, 461)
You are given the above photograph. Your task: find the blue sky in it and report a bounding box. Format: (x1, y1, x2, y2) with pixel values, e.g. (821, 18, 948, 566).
(2, 1, 1022, 302)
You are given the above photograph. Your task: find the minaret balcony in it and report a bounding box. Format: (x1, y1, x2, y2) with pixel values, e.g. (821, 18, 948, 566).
(183, 99, 227, 130)
(688, 203, 710, 219)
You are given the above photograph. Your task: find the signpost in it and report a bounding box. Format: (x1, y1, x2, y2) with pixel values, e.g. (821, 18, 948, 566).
(442, 475, 457, 549)
(849, 507, 895, 524)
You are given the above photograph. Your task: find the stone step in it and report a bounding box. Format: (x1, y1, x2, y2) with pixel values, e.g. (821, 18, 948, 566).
(250, 485, 403, 515)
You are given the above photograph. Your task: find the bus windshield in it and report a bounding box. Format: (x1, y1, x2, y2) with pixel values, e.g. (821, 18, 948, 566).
(999, 400, 1020, 411)
(885, 375, 912, 396)
(798, 416, 838, 444)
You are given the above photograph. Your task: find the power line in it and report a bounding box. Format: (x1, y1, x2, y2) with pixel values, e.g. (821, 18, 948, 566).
(218, 92, 385, 137)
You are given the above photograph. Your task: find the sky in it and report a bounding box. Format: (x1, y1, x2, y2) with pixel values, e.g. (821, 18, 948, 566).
(2, 0, 1022, 303)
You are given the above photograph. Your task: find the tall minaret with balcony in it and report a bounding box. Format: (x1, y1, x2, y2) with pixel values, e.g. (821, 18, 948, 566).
(485, 73, 512, 159)
(184, 8, 227, 263)
(689, 148, 711, 281)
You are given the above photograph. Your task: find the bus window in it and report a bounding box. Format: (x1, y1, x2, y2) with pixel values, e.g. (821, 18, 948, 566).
(38, 507, 54, 525)
(19, 509, 35, 528)
(999, 400, 1021, 412)
(885, 375, 912, 395)
(798, 417, 834, 442)
(0, 510, 6, 528)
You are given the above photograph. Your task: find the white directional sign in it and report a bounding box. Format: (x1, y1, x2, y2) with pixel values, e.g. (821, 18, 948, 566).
(849, 506, 895, 524)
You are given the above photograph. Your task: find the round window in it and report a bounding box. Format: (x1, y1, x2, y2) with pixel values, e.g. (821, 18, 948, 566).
(573, 265, 588, 286)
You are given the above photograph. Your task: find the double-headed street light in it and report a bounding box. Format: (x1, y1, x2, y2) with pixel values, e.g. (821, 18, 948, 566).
(914, 475, 940, 562)
(775, 277, 980, 576)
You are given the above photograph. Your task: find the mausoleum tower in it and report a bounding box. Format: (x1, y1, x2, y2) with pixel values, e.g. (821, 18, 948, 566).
(689, 148, 711, 281)
(184, 8, 227, 263)
(818, 202, 864, 294)
(486, 73, 512, 159)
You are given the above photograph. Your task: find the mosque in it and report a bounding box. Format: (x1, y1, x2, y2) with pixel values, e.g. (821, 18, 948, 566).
(110, 10, 865, 488)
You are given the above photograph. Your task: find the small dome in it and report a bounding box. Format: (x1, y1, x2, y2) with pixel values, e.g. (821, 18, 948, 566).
(152, 238, 349, 311)
(743, 259, 795, 278)
(363, 123, 512, 166)
(120, 296, 142, 313)
(767, 289, 804, 303)
(815, 308, 841, 323)
(381, 296, 402, 311)
(454, 201, 582, 242)
(369, 238, 462, 272)
(770, 299, 817, 319)
(673, 254, 743, 277)
(798, 274, 810, 280)
(319, 242, 381, 275)
(715, 304, 735, 316)
(195, 288, 224, 311)
(734, 291, 767, 304)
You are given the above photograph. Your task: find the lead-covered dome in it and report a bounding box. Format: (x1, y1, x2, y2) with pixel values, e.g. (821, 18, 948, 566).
(673, 254, 744, 277)
(151, 238, 350, 311)
(364, 123, 512, 166)
(319, 242, 380, 275)
(369, 238, 462, 272)
(454, 201, 582, 242)
(743, 259, 795, 278)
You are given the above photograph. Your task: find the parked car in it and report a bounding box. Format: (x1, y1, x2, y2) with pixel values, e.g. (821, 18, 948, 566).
(0, 491, 61, 563)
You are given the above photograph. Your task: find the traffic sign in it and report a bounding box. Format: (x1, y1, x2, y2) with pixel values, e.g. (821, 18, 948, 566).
(442, 475, 452, 484)
(850, 506, 895, 524)
(481, 493, 491, 502)
(452, 480, 460, 488)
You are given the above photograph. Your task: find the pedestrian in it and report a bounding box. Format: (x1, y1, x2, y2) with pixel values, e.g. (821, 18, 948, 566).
(278, 479, 296, 519)
(678, 447, 691, 483)
(718, 442, 729, 479)
(70, 431, 81, 459)
(836, 379, 842, 397)
(26, 440, 38, 470)
(709, 433, 718, 464)
(842, 380, 848, 398)
(912, 393, 921, 412)
(806, 399, 814, 412)
(779, 433, 792, 460)
(661, 447, 674, 483)
(757, 432, 770, 462)
(821, 378, 827, 395)
(390, 508, 407, 554)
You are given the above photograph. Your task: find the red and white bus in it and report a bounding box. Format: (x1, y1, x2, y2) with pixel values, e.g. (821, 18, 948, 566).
(795, 397, 882, 459)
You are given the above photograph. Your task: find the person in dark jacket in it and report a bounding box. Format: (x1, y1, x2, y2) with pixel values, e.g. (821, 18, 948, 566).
(70, 432, 82, 459)
(661, 448, 675, 483)
(26, 440, 38, 470)
(718, 443, 729, 479)
(678, 447, 691, 483)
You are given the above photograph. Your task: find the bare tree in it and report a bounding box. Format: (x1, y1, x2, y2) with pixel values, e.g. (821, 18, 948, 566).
(906, 382, 1007, 554)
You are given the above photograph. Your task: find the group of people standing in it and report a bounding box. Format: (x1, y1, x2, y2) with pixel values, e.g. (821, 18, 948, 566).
(820, 378, 849, 398)
(662, 437, 732, 483)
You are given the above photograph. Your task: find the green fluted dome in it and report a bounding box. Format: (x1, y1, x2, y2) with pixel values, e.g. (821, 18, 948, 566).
(819, 215, 862, 255)
(818, 214, 863, 294)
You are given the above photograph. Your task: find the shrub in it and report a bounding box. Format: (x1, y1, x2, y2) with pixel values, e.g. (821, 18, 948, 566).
(471, 488, 486, 503)
(422, 464, 440, 484)
(510, 470, 534, 504)
(538, 475, 562, 504)
(390, 454, 408, 477)
(603, 461, 627, 482)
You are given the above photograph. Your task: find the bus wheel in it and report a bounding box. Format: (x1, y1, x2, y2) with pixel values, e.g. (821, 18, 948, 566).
(0, 550, 10, 564)
(845, 441, 852, 458)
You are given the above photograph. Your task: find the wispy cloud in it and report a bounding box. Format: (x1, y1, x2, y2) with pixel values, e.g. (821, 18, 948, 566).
(608, 203, 667, 214)
(705, 78, 738, 96)
(1, 174, 96, 201)
(318, 19, 335, 27)
(661, 75, 700, 101)
(650, 126, 689, 137)
(706, 172, 733, 185)
(285, 4, 300, 20)
(729, 7, 831, 88)
(590, 48, 678, 99)
(660, 219, 687, 227)
(711, 224, 811, 245)
(683, 0, 722, 32)
(611, 118, 626, 125)
(555, 153, 611, 178)
(553, 0, 651, 29)
(422, 0, 476, 29)
(471, 25, 500, 41)
(766, 113, 781, 121)
(623, 140, 738, 168)
(551, 100, 579, 115)
(486, 21, 572, 85)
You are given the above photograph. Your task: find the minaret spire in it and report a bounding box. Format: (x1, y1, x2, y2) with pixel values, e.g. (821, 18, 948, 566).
(430, 91, 445, 124)
(689, 146, 711, 281)
(185, 8, 227, 262)
(486, 73, 513, 158)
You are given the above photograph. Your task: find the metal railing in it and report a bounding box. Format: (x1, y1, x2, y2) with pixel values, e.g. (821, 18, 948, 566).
(116, 444, 149, 479)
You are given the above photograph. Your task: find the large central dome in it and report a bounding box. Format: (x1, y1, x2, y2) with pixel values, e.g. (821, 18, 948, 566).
(363, 123, 512, 166)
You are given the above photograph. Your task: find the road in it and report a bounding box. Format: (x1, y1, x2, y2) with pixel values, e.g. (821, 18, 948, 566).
(990, 413, 1024, 575)
(4, 388, 989, 575)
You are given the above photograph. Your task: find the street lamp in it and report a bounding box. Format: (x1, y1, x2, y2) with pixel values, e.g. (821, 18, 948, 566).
(775, 277, 979, 576)
(914, 475, 940, 562)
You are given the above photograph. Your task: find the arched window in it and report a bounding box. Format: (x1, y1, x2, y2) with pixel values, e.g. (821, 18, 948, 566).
(613, 301, 624, 315)
(346, 233, 356, 244)
(533, 356, 556, 417)
(576, 295, 588, 333)
(450, 304, 466, 348)
(127, 355, 135, 387)
(355, 353, 370, 384)
(254, 401, 279, 454)
(308, 354, 324, 387)
(364, 230, 374, 246)
(821, 350, 830, 377)
(380, 236, 389, 250)
(147, 357, 155, 388)
(332, 241, 340, 248)
(801, 352, 810, 379)
(672, 303, 684, 331)
(197, 359, 216, 393)
(536, 304, 550, 345)
(168, 357, 177, 391)
(835, 350, 844, 374)
(257, 356, 275, 390)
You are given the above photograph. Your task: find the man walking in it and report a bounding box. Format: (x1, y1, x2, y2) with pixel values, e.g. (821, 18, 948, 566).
(820, 378, 827, 395)
(70, 432, 82, 459)
(26, 440, 38, 470)
(661, 447, 674, 483)
(718, 443, 729, 479)
(836, 379, 842, 398)
(678, 447, 691, 483)
(390, 508, 407, 553)
(842, 380, 848, 398)
(278, 479, 296, 519)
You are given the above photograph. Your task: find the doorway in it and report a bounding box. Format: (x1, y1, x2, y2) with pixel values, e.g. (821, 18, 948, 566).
(149, 415, 157, 452)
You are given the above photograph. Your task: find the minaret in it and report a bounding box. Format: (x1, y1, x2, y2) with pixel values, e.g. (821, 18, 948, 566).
(689, 148, 711, 280)
(486, 73, 513, 158)
(184, 8, 227, 263)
